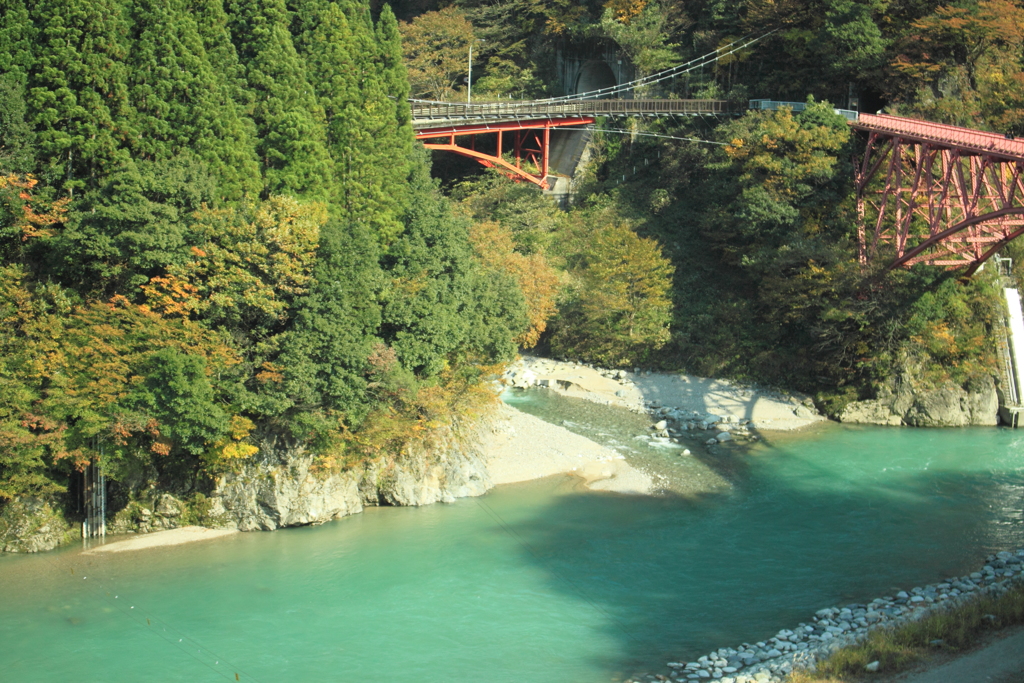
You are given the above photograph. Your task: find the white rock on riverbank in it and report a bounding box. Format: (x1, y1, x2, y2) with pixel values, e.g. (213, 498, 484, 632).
(631, 550, 1024, 683)
(504, 355, 825, 432)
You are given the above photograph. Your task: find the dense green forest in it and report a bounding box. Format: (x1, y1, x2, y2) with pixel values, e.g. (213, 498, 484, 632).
(1, 0, 1020, 522)
(0, 0, 530, 507)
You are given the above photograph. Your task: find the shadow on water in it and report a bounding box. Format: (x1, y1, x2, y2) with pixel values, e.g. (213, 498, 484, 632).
(496, 425, 1024, 680)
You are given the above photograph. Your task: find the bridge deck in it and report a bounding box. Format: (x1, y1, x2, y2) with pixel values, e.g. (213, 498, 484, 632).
(411, 99, 734, 129)
(852, 113, 1024, 162)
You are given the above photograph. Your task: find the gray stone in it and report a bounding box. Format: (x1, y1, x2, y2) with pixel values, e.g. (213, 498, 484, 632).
(716, 432, 734, 442)
(216, 419, 493, 531)
(838, 399, 903, 426)
(154, 494, 184, 517)
(0, 497, 76, 553)
(838, 368, 998, 427)
(864, 661, 880, 673)
(794, 405, 815, 418)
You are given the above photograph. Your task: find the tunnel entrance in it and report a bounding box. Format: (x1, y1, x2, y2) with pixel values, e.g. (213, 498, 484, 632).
(574, 60, 617, 96)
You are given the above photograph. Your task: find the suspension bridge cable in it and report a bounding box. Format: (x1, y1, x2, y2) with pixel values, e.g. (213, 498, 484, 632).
(532, 29, 778, 103)
(531, 36, 761, 102)
(407, 29, 778, 108)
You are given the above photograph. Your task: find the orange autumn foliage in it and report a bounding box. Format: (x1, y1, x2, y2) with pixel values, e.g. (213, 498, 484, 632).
(469, 221, 560, 348)
(0, 174, 69, 241)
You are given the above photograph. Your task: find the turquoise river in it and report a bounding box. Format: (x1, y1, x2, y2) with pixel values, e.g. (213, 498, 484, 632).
(2, 390, 1024, 683)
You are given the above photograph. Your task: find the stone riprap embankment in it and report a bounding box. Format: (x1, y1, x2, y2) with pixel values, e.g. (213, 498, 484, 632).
(503, 355, 825, 433)
(628, 550, 1024, 683)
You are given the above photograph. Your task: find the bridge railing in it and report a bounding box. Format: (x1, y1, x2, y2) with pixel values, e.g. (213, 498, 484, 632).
(852, 113, 1024, 159)
(749, 99, 859, 121)
(411, 99, 734, 123)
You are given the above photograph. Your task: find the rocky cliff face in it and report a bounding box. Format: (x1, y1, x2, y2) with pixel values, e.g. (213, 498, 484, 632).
(838, 370, 1000, 427)
(0, 497, 76, 553)
(210, 419, 493, 532)
(0, 413, 496, 552)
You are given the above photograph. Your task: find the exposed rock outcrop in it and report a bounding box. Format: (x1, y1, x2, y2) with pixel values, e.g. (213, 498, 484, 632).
(0, 497, 76, 553)
(839, 370, 999, 427)
(108, 493, 194, 535)
(211, 420, 492, 531)
(0, 413, 497, 551)
(367, 434, 491, 507)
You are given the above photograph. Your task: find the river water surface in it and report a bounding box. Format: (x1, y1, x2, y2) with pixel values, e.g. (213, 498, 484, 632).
(2, 391, 1024, 682)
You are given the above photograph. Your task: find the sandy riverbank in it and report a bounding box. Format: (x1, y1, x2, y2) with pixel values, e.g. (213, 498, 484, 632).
(507, 354, 827, 431)
(82, 526, 238, 554)
(481, 402, 654, 494)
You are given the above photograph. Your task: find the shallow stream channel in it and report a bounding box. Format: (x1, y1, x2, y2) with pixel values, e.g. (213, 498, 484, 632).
(3, 389, 1024, 682)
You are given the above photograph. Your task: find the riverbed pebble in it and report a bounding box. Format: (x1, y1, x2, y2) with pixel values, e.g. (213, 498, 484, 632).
(639, 550, 1024, 683)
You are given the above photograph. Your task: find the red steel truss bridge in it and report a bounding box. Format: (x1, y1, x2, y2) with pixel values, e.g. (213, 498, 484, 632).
(853, 113, 1024, 276)
(411, 99, 734, 189)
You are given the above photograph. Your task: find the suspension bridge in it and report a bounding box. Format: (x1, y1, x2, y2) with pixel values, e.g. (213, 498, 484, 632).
(411, 34, 1024, 279)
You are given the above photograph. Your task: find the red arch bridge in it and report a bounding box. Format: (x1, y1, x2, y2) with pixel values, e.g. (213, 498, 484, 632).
(412, 99, 1024, 276)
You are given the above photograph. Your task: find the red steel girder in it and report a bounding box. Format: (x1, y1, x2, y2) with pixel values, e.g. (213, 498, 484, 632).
(854, 114, 1024, 275)
(416, 117, 595, 189)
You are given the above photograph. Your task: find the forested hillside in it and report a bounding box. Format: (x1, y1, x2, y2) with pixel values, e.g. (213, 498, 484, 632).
(2, 0, 1020, 531)
(0, 0, 527, 509)
(397, 0, 1019, 414)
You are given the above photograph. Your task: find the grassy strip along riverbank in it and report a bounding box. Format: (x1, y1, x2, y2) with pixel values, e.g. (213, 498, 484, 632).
(787, 582, 1024, 682)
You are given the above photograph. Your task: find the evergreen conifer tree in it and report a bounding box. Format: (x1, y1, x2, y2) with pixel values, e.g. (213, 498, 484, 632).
(287, 0, 329, 52)
(23, 0, 136, 195)
(374, 5, 414, 217)
(0, 0, 34, 85)
(189, 0, 252, 108)
(0, 74, 36, 173)
(314, 0, 407, 244)
(276, 216, 383, 433)
(228, 0, 334, 199)
(127, 0, 260, 200)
